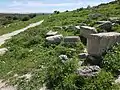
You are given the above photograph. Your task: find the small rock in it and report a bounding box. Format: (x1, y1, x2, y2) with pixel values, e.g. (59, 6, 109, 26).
(59, 55, 68, 60)
(88, 13, 102, 19)
(78, 53, 88, 59)
(64, 36, 80, 43)
(109, 17, 120, 24)
(77, 66, 101, 77)
(46, 30, 58, 36)
(0, 48, 8, 55)
(78, 61, 84, 66)
(115, 75, 120, 83)
(46, 34, 63, 44)
(75, 26, 80, 29)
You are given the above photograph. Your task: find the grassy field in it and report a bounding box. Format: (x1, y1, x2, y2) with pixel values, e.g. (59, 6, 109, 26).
(0, 1, 120, 90)
(0, 14, 48, 35)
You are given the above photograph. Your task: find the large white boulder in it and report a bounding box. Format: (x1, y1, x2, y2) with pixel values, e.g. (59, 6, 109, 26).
(46, 34, 63, 44)
(80, 26, 97, 38)
(87, 32, 120, 56)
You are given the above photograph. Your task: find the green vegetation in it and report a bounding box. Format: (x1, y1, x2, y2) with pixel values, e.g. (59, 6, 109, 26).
(0, 1, 120, 90)
(0, 14, 48, 35)
(102, 43, 120, 75)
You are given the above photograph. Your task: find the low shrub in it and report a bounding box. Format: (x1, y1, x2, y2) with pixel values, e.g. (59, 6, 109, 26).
(102, 43, 120, 74)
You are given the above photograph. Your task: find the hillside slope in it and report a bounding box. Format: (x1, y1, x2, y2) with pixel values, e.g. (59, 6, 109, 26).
(0, 1, 120, 90)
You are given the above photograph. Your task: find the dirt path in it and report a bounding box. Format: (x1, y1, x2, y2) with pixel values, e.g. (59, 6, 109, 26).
(0, 20, 44, 46)
(0, 20, 44, 90)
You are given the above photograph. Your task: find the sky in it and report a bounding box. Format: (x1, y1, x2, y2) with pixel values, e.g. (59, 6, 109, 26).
(0, 0, 114, 13)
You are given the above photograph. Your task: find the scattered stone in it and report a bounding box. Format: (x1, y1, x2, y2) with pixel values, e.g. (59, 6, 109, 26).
(29, 49, 33, 52)
(46, 34, 63, 44)
(59, 55, 68, 60)
(78, 53, 88, 59)
(97, 21, 112, 31)
(109, 17, 120, 24)
(64, 36, 80, 43)
(19, 73, 32, 80)
(83, 48, 87, 53)
(46, 30, 58, 36)
(80, 26, 97, 38)
(0, 48, 8, 55)
(87, 32, 120, 56)
(96, 21, 110, 24)
(88, 13, 102, 19)
(78, 61, 84, 66)
(115, 75, 120, 83)
(75, 26, 80, 29)
(77, 66, 101, 77)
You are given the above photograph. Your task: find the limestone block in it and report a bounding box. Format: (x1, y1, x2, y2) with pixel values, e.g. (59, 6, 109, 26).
(87, 32, 120, 56)
(80, 26, 97, 38)
(64, 36, 80, 43)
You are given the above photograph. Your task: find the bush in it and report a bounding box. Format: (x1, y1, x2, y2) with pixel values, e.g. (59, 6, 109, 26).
(102, 43, 120, 74)
(28, 14, 36, 18)
(21, 16, 30, 21)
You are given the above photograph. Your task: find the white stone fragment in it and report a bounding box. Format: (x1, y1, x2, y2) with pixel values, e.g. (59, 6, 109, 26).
(0, 48, 8, 55)
(46, 30, 58, 36)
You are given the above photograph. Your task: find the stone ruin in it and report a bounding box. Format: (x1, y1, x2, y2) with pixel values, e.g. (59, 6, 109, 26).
(87, 32, 120, 56)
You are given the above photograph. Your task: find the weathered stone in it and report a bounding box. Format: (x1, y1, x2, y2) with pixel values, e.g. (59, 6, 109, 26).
(59, 55, 68, 60)
(96, 21, 110, 24)
(80, 26, 97, 38)
(46, 30, 58, 36)
(0, 48, 8, 55)
(115, 75, 120, 83)
(97, 21, 112, 31)
(63, 25, 77, 30)
(78, 61, 84, 66)
(64, 36, 80, 43)
(75, 26, 80, 29)
(109, 17, 120, 24)
(46, 34, 63, 44)
(88, 13, 102, 19)
(77, 66, 101, 77)
(87, 32, 120, 56)
(59, 55, 68, 63)
(78, 53, 88, 59)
